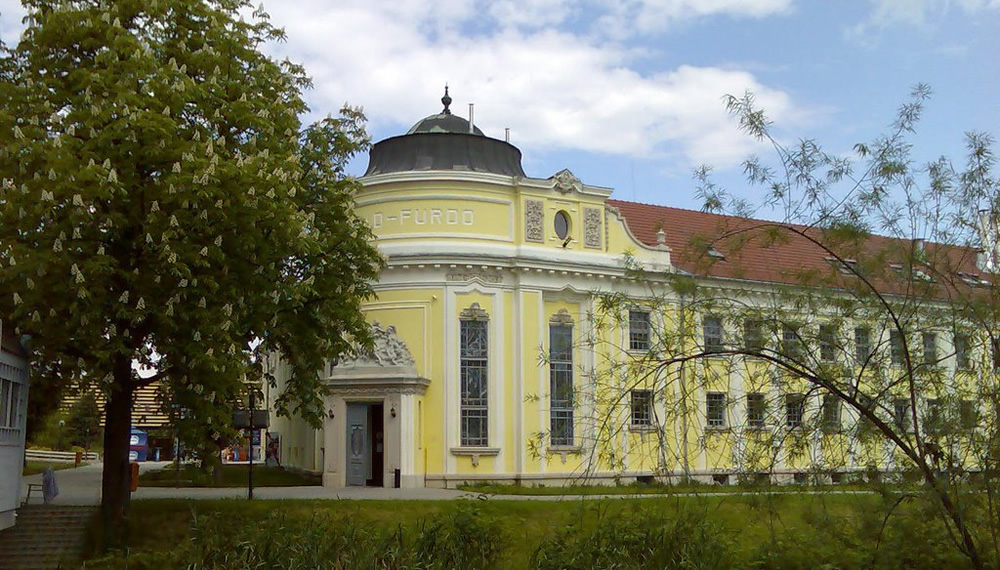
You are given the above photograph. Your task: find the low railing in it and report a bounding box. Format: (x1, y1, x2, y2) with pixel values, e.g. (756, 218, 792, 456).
(25, 449, 99, 462)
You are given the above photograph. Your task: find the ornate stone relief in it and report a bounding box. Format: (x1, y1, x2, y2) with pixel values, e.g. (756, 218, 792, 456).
(334, 322, 415, 368)
(549, 309, 575, 325)
(459, 302, 490, 321)
(525, 199, 543, 243)
(551, 169, 582, 194)
(584, 207, 602, 249)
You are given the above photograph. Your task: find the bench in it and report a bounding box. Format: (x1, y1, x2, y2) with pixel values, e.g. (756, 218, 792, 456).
(23, 483, 43, 505)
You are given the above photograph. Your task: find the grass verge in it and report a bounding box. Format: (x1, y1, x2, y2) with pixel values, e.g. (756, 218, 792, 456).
(22, 461, 88, 476)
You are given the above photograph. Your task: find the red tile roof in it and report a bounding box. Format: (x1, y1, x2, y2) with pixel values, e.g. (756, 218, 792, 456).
(608, 199, 986, 294)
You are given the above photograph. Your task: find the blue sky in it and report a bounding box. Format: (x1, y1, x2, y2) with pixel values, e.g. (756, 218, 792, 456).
(2, 0, 997, 211)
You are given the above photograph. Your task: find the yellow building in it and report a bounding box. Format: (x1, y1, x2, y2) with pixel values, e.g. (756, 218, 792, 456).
(270, 90, 989, 488)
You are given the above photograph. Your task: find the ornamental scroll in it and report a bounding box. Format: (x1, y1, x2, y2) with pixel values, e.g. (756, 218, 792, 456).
(584, 207, 602, 249)
(525, 199, 543, 243)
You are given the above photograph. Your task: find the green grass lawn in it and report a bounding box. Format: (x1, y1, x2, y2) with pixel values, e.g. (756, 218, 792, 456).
(22, 461, 88, 476)
(81, 492, 977, 570)
(138, 463, 320, 487)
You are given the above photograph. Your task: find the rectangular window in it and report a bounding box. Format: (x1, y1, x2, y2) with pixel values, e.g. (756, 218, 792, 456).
(822, 394, 841, 431)
(550, 324, 574, 446)
(785, 393, 804, 428)
(993, 338, 1000, 371)
(819, 324, 837, 362)
(893, 398, 911, 432)
(960, 400, 978, 430)
(855, 327, 873, 364)
(630, 389, 653, 427)
(954, 333, 971, 370)
(0, 378, 11, 428)
(629, 310, 650, 351)
(706, 392, 726, 428)
(890, 330, 905, 366)
(782, 325, 804, 361)
(743, 319, 764, 352)
(746, 392, 766, 428)
(460, 319, 489, 447)
(925, 398, 943, 433)
(703, 316, 724, 353)
(922, 332, 937, 366)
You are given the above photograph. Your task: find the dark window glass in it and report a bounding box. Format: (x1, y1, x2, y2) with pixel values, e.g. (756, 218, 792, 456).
(554, 211, 570, 240)
(631, 390, 653, 427)
(746, 392, 765, 428)
(550, 324, 574, 446)
(785, 393, 804, 428)
(703, 316, 724, 353)
(629, 310, 650, 351)
(706, 392, 726, 427)
(460, 319, 489, 446)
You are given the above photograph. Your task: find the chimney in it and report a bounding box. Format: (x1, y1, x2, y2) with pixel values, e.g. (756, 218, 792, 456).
(468, 103, 474, 134)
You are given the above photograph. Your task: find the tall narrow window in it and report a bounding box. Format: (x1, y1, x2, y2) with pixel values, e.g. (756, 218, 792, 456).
(629, 310, 650, 351)
(785, 393, 804, 428)
(992, 338, 1000, 371)
(925, 398, 943, 434)
(746, 392, 766, 428)
(782, 324, 804, 361)
(630, 390, 653, 427)
(459, 304, 489, 447)
(855, 327, 873, 364)
(822, 394, 841, 431)
(893, 398, 911, 432)
(960, 400, 979, 430)
(954, 333, 971, 370)
(743, 319, 765, 352)
(890, 330, 905, 366)
(703, 315, 724, 353)
(819, 324, 837, 362)
(550, 314, 574, 446)
(922, 332, 938, 366)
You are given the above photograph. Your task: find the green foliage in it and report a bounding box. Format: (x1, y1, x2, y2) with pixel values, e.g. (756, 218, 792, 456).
(82, 504, 506, 570)
(531, 505, 736, 570)
(0, 0, 382, 519)
(66, 392, 101, 449)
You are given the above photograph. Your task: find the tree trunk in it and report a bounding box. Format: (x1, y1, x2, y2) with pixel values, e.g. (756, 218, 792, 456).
(100, 355, 133, 550)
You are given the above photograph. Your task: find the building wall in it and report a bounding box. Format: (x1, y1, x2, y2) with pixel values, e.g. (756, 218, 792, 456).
(273, 165, 984, 487)
(0, 321, 29, 530)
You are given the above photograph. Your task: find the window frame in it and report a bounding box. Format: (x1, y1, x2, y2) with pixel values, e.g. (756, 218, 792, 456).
(630, 389, 653, 428)
(922, 332, 938, 366)
(822, 393, 841, 431)
(954, 332, 971, 370)
(785, 393, 805, 429)
(459, 307, 490, 448)
(855, 326, 873, 364)
(819, 324, 837, 362)
(703, 315, 724, 354)
(746, 392, 766, 428)
(549, 321, 575, 447)
(628, 310, 651, 352)
(743, 319, 765, 353)
(889, 330, 905, 367)
(706, 392, 727, 428)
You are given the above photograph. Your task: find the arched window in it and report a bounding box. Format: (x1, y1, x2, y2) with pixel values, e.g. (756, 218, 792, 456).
(549, 310, 574, 446)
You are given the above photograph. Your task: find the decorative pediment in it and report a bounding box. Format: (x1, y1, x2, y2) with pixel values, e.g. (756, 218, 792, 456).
(333, 322, 415, 370)
(550, 169, 582, 194)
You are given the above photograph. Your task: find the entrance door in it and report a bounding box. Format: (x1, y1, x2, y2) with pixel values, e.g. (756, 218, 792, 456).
(346, 403, 369, 486)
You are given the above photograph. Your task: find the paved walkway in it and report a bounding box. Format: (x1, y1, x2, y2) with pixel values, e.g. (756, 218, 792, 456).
(22, 462, 876, 505)
(20, 462, 475, 505)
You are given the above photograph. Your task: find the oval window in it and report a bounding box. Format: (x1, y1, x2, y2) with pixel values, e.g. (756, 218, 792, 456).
(554, 211, 570, 240)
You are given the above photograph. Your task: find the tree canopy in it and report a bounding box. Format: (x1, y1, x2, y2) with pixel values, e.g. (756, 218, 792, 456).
(0, 0, 382, 541)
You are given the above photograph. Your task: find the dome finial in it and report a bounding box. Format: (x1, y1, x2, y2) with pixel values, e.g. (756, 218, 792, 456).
(441, 84, 452, 115)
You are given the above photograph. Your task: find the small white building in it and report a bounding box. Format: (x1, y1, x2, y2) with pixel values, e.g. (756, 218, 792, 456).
(0, 320, 30, 530)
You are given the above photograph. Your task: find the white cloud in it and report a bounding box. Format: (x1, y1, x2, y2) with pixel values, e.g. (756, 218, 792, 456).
(0, 0, 26, 46)
(263, 1, 809, 169)
(849, 0, 1000, 36)
(0, 0, 811, 170)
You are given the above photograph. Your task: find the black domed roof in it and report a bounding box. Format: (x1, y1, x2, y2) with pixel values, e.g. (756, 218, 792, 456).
(364, 87, 525, 178)
(406, 86, 485, 136)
